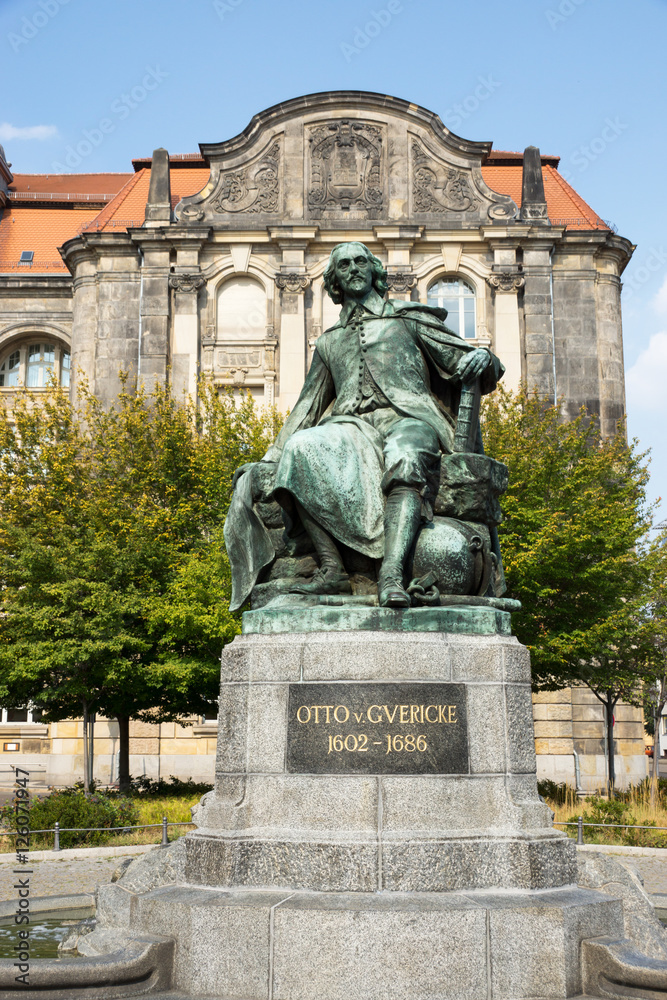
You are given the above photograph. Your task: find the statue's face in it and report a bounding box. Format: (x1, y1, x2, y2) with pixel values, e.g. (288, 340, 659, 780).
(332, 244, 374, 300)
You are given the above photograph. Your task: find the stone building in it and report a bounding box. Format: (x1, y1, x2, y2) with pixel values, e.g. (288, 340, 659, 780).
(0, 91, 645, 790)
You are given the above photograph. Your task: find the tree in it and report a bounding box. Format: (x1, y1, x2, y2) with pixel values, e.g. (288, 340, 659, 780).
(642, 529, 667, 804)
(0, 378, 281, 790)
(482, 386, 657, 790)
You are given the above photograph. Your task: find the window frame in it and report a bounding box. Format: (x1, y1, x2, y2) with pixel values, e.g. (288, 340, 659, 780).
(0, 339, 71, 390)
(426, 275, 477, 340)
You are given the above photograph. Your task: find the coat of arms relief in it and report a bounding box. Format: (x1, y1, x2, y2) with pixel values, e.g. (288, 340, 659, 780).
(307, 120, 384, 219)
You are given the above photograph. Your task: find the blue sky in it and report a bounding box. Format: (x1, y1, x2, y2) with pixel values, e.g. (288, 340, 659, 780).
(1, 0, 666, 521)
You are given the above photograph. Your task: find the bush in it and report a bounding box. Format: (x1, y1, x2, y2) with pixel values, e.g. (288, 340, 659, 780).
(566, 795, 667, 848)
(0, 785, 139, 849)
(129, 775, 212, 798)
(537, 780, 572, 805)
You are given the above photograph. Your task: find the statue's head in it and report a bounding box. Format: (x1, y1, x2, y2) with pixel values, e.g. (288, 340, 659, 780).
(323, 242, 388, 305)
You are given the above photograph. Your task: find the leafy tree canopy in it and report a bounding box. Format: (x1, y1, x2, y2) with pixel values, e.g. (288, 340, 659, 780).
(0, 377, 281, 786)
(482, 386, 656, 691)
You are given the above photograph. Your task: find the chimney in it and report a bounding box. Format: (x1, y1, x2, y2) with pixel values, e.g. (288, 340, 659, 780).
(520, 146, 549, 225)
(144, 147, 171, 226)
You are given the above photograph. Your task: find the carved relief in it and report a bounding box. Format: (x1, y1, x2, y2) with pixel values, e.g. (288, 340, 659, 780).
(168, 274, 206, 293)
(275, 272, 311, 293)
(520, 203, 549, 222)
(179, 204, 205, 222)
(486, 271, 525, 292)
(386, 272, 418, 293)
(216, 348, 262, 369)
(308, 120, 383, 217)
(211, 141, 280, 215)
(412, 141, 479, 214)
(488, 202, 519, 222)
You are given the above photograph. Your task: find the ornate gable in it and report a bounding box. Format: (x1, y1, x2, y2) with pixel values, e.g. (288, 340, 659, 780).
(175, 91, 517, 228)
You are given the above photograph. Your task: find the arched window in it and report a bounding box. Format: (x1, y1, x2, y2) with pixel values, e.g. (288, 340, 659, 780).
(427, 277, 476, 339)
(217, 276, 266, 341)
(27, 343, 55, 387)
(0, 340, 71, 389)
(0, 350, 20, 387)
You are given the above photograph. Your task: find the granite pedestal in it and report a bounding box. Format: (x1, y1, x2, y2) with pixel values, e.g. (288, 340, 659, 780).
(83, 608, 667, 999)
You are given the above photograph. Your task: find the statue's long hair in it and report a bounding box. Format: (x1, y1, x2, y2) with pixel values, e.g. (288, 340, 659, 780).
(322, 243, 388, 305)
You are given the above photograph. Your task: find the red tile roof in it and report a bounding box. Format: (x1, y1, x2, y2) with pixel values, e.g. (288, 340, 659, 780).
(81, 167, 208, 233)
(0, 206, 101, 272)
(482, 162, 609, 230)
(0, 149, 611, 275)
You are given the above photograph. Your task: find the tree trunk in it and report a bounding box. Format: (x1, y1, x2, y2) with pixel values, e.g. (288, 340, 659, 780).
(88, 712, 95, 790)
(117, 715, 131, 793)
(82, 702, 90, 792)
(605, 695, 616, 794)
(652, 694, 660, 809)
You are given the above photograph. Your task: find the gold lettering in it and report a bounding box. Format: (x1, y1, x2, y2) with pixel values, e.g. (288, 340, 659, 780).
(425, 705, 438, 723)
(297, 705, 311, 724)
(334, 704, 349, 723)
(367, 705, 382, 724)
(420, 705, 424, 724)
(410, 705, 420, 724)
(449, 705, 457, 724)
(438, 706, 447, 723)
(310, 705, 335, 724)
(399, 705, 409, 724)
(384, 705, 399, 724)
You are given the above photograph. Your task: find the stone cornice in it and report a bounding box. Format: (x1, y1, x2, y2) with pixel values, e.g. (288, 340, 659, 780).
(199, 91, 493, 162)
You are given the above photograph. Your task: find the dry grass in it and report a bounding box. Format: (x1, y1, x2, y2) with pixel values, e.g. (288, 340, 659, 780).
(0, 792, 202, 853)
(546, 781, 667, 848)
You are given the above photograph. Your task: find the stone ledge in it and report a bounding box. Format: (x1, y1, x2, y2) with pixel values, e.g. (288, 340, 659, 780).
(242, 604, 512, 635)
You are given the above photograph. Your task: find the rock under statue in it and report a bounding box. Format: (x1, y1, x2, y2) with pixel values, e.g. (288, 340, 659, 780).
(225, 241, 510, 612)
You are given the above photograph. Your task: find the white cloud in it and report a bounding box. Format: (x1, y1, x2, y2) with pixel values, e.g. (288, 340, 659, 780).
(653, 275, 667, 318)
(0, 123, 58, 142)
(626, 331, 667, 414)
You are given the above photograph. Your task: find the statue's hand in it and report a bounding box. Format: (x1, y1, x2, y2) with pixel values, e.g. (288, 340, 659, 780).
(455, 348, 491, 384)
(232, 462, 258, 490)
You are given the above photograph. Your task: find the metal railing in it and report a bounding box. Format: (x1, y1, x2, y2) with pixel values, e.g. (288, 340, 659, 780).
(78, 219, 142, 234)
(9, 192, 115, 202)
(554, 817, 667, 846)
(0, 816, 194, 851)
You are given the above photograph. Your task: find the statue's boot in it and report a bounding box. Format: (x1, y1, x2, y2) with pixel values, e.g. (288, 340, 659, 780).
(289, 501, 351, 596)
(378, 486, 422, 608)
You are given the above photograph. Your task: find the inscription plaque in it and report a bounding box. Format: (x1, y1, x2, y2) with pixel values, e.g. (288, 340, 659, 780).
(286, 682, 468, 774)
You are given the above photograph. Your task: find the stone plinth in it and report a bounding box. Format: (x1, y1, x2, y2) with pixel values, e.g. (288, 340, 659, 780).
(185, 626, 576, 893)
(126, 883, 623, 1000)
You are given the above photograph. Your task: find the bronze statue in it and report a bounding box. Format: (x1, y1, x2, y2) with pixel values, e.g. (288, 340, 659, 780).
(225, 242, 506, 611)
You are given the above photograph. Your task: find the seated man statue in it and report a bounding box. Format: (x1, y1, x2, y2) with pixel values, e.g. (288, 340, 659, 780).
(229, 241, 503, 609)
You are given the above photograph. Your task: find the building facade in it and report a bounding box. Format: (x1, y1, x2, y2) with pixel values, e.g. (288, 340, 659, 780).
(0, 91, 645, 790)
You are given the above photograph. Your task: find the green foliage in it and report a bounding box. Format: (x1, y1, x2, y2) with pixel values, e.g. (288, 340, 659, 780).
(129, 774, 213, 798)
(0, 786, 138, 849)
(481, 386, 656, 694)
(564, 794, 667, 847)
(0, 378, 282, 772)
(537, 779, 571, 805)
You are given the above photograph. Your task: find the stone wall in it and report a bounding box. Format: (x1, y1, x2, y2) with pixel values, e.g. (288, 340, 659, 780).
(533, 687, 647, 792)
